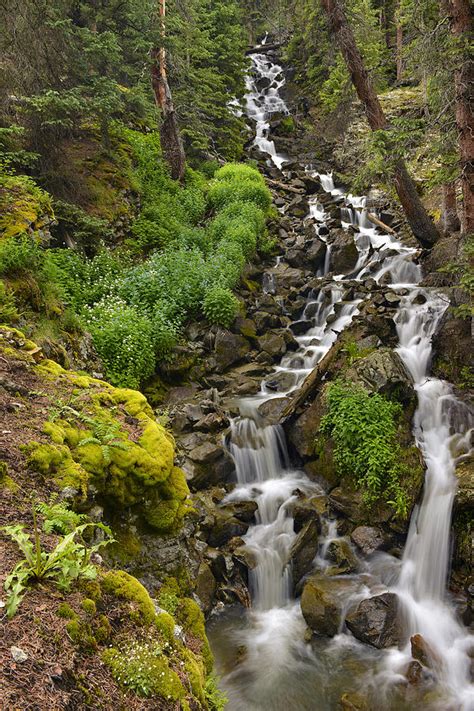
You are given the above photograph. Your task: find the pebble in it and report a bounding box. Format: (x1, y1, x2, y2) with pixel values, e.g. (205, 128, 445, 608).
(11, 646, 28, 663)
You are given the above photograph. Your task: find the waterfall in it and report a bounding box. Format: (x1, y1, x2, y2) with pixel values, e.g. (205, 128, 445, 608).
(208, 41, 474, 711)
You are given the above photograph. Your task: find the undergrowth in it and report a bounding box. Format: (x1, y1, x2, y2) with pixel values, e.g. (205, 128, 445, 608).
(320, 379, 409, 516)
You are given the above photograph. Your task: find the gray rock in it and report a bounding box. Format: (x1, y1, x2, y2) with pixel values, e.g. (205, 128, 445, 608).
(11, 646, 28, 663)
(207, 514, 249, 547)
(345, 592, 401, 648)
(351, 526, 386, 555)
(329, 230, 359, 273)
(347, 348, 413, 402)
(326, 538, 359, 574)
(301, 574, 359, 637)
(290, 519, 319, 586)
(258, 332, 287, 358)
(214, 331, 250, 372)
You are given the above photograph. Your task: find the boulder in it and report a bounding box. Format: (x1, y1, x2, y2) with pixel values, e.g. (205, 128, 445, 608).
(264, 371, 296, 393)
(328, 487, 365, 522)
(350, 526, 386, 556)
(214, 331, 250, 372)
(410, 634, 440, 669)
(187, 445, 235, 491)
(455, 457, 474, 509)
(289, 519, 319, 586)
(257, 397, 291, 425)
(301, 574, 358, 637)
(347, 348, 413, 402)
(291, 500, 323, 534)
(196, 562, 216, 613)
(345, 592, 401, 649)
(287, 395, 326, 459)
(326, 538, 359, 574)
(329, 230, 359, 274)
(258, 332, 287, 359)
(287, 195, 309, 218)
(207, 513, 249, 547)
(220, 500, 258, 524)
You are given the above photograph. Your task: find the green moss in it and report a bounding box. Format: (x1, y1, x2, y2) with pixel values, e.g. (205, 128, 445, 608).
(66, 619, 97, 652)
(95, 614, 112, 643)
(102, 570, 156, 625)
(81, 598, 97, 615)
(57, 602, 77, 620)
(103, 641, 185, 700)
(177, 598, 213, 674)
(79, 579, 102, 601)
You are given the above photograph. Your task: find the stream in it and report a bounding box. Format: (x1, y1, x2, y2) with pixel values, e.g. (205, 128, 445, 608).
(207, 40, 473, 710)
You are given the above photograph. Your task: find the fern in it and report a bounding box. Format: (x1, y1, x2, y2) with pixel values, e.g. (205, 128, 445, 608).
(36, 494, 87, 534)
(2, 505, 114, 617)
(77, 420, 129, 465)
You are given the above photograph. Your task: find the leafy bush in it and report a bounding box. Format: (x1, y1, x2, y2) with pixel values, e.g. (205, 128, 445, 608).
(208, 179, 272, 213)
(205, 675, 228, 711)
(213, 162, 265, 184)
(209, 201, 266, 242)
(224, 220, 258, 259)
(83, 297, 156, 388)
(2, 506, 113, 617)
(208, 241, 246, 289)
(202, 286, 239, 327)
(320, 380, 408, 516)
(0, 236, 42, 275)
(0, 281, 19, 323)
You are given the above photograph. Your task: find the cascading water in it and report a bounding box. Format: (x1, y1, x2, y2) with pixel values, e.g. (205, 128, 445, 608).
(208, 42, 473, 711)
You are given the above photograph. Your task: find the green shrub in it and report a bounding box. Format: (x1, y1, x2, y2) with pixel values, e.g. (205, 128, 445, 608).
(83, 297, 156, 388)
(320, 380, 408, 516)
(208, 179, 272, 213)
(202, 286, 239, 327)
(224, 220, 257, 259)
(0, 281, 18, 323)
(209, 201, 266, 242)
(213, 162, 265, 184)
(0, 236, 42, 276)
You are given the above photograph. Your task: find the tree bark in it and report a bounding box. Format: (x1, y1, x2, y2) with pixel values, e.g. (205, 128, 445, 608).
(320, 0, 439, 247)
(447, 0, 474, 234)
(396, 4, 403, 83)
(442, 182, 461, 233)
(151, 0, 185, 181)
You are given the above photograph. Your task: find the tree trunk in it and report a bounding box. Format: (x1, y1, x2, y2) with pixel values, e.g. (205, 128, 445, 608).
(447, 0, 474, 234)
(396, 8, 403, 83)
(320, 0, 439, 247)
(151, 0, 185, 181)
(442, 182, 461, 233)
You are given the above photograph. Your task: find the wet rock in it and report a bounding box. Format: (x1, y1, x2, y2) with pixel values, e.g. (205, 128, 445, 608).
(328, 488, 365, 522)
(345, 592, 401, 648)
(196, 562, 216, 613)
(257, 396, 291, 424)
(340, 692, 369, 710)
(194, 412, 230, 432)
(258, 332, 287, 359)
(207, 514, 249, 547)
(187, 446, 235, 490)
(351, 526, 386, 555)
(329, 230, 359, 273)
(233, 545, 257, 571)
(326, 538, 359, 574)
(455, 457, 474, 509)
(287, 395, 325, 458)
(220, 500, 258, 524)
(189, 442, 223, 465)
(264, 371, 295, 392)
(214, 331, 251, 372)
(291, 500, 323, 533)
(410, 634, 440, 669)
(301, 574, 358, 637)
(347, 348, 413, 402)
(290, 519, 319, 586)
(290, 319, 312, 335)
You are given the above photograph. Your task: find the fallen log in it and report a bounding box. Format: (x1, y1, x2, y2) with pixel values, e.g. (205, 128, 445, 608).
(280, 340, 342, 421)
(267, 177, 303, 194)
(367, 212, 396, 235)
(246, 43, 282, 55)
